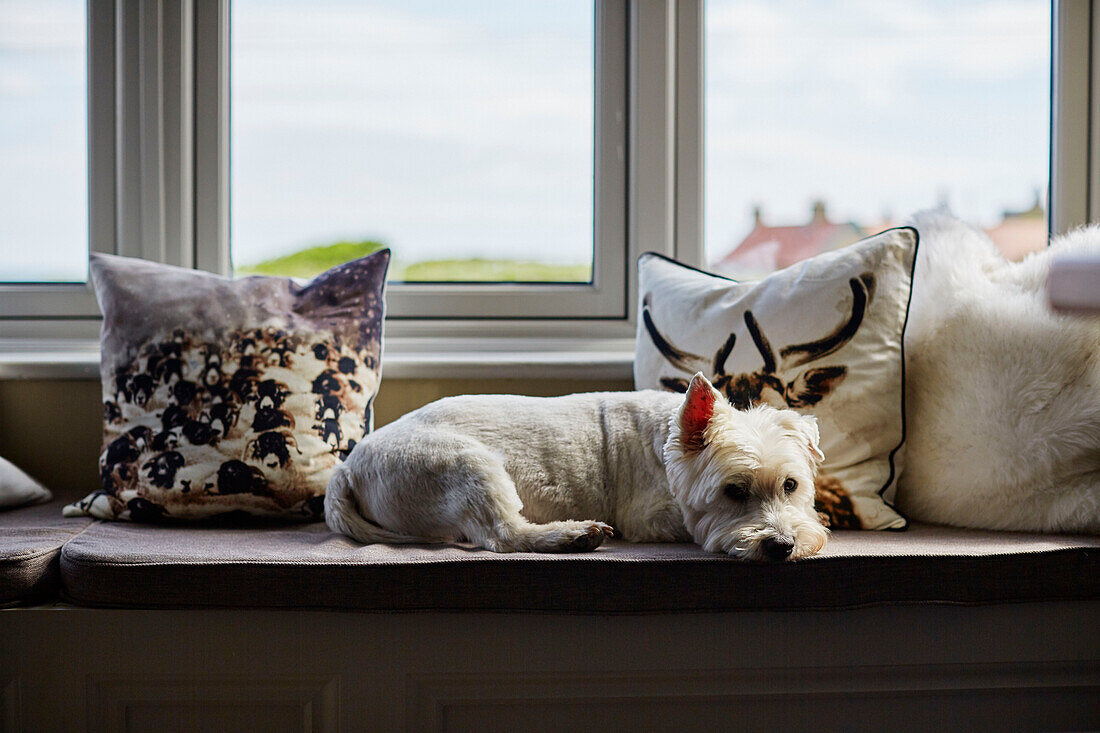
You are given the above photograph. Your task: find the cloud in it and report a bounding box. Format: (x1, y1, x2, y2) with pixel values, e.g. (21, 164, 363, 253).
(0, 0, 83, 52)
(232, 3, 592, 144)
(230, 1, 597, 266)
(703, 0, 1051, 260)
(0, 69, 35, 95)
(706, 0, 1049, 104)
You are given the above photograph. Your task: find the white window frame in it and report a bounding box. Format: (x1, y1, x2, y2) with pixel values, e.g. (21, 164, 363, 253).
(1052, 0, 1097, 233)
(0, 0, 694, 346)
(0, 0, 197, 338)
(0, 0, 114, 329)
(0, 0, 1094, 350)
(197, 0, 638, 323)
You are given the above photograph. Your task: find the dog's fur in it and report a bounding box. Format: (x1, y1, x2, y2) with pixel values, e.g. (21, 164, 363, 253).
(897, 212, 1100, 533)
(327, 373, 828, 561)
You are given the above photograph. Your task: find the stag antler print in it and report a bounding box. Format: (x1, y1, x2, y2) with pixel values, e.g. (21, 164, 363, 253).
(642, 294, 710, 393)
(643, 273, 875, 409)
(743, 312, 776, 374)
(779, 274, 872, 369)
(713, 332, 737, 375)
(642, 304, 706, 373)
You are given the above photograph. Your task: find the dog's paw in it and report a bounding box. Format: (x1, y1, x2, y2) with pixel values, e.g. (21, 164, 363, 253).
(565, 522, 614, 552)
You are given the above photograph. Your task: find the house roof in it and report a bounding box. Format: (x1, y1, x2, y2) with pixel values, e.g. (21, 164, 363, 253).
(713, 197, 1046, 276)
(987, 216, 1048, 261)
(715, 203, 865, 275)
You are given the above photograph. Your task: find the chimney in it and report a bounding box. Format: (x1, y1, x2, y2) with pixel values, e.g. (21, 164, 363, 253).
(752, 206, 763, 226)
(811, 200, 828, 224)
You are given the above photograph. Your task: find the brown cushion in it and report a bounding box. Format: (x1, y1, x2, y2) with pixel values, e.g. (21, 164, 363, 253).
(0, 501, 94, 604)
(59, 521, 1100, 611)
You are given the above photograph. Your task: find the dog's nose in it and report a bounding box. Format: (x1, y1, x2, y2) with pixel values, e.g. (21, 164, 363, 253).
(761, 537, 794, 561)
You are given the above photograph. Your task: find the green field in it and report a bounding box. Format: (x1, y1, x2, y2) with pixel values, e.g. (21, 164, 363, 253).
(236, 241, 388, 279)
(237, 240, 591, 283)
(397, 258, 590, 283)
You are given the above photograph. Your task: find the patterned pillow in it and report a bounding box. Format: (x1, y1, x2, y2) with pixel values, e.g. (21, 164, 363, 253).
(635, 228, 917, 530)
(64, 250, 389, 522)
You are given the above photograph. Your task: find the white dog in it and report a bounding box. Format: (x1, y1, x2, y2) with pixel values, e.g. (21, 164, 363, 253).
(326, 373, 828, 561)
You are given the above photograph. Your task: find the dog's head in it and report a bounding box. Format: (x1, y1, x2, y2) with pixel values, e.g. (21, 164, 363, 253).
(664, 372, 828, 561)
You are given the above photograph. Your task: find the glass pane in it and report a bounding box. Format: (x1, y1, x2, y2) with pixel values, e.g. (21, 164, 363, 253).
(0, 0, 87, 283)
(231, 0, 595, 283)
(705, 0, 1051, 277)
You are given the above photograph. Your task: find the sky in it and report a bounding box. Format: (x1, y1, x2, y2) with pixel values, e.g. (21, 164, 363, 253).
(230, 0, 595, 271)
(704, 0, 1051, 262)
(0, 0, 1051, 281)
(0, 0, 87, 282)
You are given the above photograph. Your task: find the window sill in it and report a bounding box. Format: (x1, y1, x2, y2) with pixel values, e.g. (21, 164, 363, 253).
(0, 338, 636, 382)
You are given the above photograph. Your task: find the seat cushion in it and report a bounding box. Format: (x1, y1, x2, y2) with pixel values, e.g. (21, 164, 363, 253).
(59, 521, 1100, 611)
(1, 501, 94, 604)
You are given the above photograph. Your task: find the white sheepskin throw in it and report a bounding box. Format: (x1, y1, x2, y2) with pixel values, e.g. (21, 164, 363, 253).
(897, 212, 1100, 533)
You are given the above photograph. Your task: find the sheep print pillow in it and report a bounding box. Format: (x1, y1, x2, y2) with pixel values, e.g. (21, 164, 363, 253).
(635, 228, 918, 530)
(64, 250, 389, 523)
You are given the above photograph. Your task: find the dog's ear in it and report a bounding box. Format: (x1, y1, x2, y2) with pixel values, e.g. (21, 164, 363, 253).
(782, 411, 825, 465)
(679, 372, 719, 451)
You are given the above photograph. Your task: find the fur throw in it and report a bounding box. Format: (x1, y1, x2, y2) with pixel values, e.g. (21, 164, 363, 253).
(896, 212, 1100, 533)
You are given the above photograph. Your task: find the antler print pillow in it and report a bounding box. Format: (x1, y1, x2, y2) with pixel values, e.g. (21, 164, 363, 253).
(64, 250, 389, 523)
(635, 228, 918, 530)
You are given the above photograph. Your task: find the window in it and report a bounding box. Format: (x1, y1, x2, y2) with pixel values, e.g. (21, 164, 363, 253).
(231, 1, 596, 285)
(0, 1, 1094, 346)
(0, 0, 87, 284)
(228, 0, 630, 321)
(704, 0, 1052, 279)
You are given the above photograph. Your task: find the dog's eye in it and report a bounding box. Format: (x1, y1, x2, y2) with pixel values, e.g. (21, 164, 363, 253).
(783, 478, 798, 494)
(723, 482, 750, 501)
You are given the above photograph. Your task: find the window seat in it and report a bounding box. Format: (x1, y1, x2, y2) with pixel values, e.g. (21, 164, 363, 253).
(2, 500, 1097, 611)
(0, 500, 93, 605)
(2, 499, 1099, 730)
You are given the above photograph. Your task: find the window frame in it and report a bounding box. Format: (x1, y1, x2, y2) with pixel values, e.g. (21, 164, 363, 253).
(0, 0, 114, 327)
(373, 0, 628, 320)
(0, 0, 197, 338)
(204, 0, 638, 322)
(1051, 0, 1096, 233)
(2, 0, 685, 343)
(0, 0, 1092, 347)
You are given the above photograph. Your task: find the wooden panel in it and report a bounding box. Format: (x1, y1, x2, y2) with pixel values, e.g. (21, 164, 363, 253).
(1, 605, 1097, 731)
(408, 663, 1100, 733)
(0, 675, 19, 733)
(86, 675, 338, 733)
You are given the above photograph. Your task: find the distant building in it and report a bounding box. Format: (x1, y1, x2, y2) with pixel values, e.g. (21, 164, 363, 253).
(712, 196, 1047, 277)
(712, 201, 868, 278)
(985, 193, 1048, 261)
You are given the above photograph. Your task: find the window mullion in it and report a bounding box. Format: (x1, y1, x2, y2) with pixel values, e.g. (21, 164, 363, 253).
(674, 0, 703, 268)
(114, 0, 142, 260)
(629, 0, 677, 264)
(114, 0, 196, 267)
(194, 0, 230, 276)
(163, 0, 196, 269)
(1089, 0, 1100, 224)
(1051, 0, 1092, 235)
(89, 0, 117, 260)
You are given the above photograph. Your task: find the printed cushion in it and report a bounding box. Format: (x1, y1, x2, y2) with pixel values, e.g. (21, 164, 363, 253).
(64, 250, 389, 522)
(635, 228, 918, 530)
